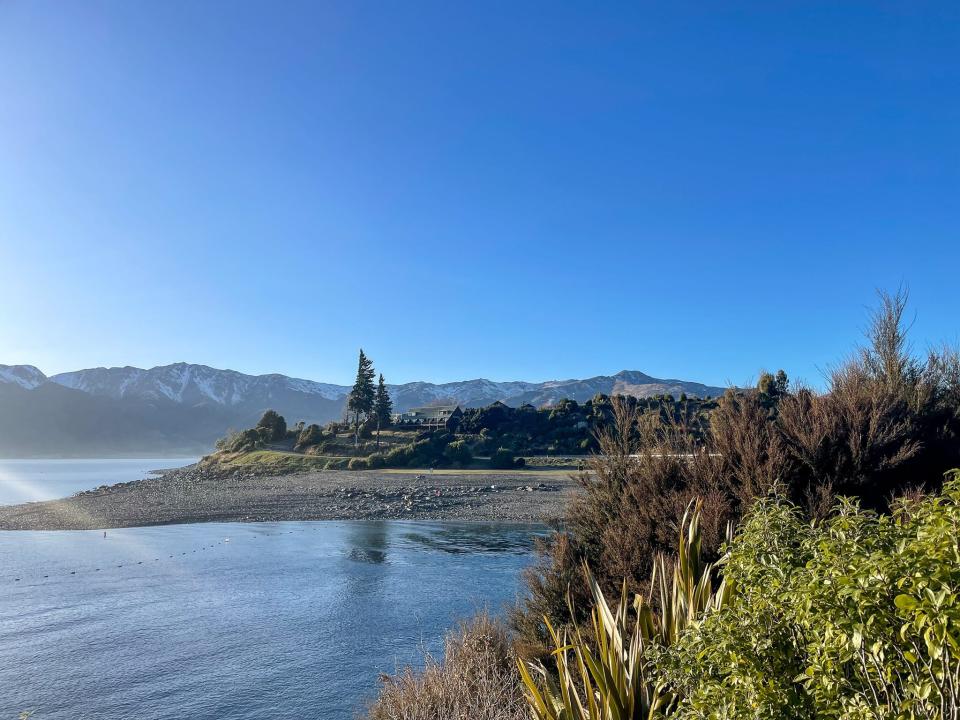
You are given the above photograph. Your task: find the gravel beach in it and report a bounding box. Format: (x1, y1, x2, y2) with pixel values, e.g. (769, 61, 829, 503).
(0, 463, 580, 530)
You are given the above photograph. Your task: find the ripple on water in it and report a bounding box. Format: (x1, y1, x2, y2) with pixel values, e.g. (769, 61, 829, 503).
(0, 520, 546, 720)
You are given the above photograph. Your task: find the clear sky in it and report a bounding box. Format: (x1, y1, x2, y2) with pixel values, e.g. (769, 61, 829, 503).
(0, 1, 957, 388)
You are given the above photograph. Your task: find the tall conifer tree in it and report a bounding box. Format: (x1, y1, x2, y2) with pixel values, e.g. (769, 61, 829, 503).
(347, 349, 376, 445)
(373, 373, 393, 448)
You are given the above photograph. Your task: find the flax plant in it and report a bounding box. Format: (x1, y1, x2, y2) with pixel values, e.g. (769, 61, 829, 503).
(518, 501, 732, 720)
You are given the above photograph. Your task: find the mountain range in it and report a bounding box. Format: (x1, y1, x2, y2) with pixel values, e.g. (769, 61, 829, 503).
(0, 363, 727, 457)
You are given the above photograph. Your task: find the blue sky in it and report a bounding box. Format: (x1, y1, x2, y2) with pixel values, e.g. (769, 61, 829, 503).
(0, 1, 957, 388)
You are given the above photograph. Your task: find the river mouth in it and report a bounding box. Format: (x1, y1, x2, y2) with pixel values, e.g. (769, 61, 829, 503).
(1, 520, 544, 720)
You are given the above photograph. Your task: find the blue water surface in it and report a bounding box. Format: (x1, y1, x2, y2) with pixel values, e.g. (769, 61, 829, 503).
(0, 520, 542, 719)
(0, 458, 198, 505)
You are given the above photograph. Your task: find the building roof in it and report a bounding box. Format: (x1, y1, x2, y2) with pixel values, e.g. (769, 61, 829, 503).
(400, 404, 462, 419)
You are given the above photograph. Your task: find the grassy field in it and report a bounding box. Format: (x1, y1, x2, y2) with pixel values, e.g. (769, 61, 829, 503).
(213, 449, 580, 476)
(218, 449, 340, 471)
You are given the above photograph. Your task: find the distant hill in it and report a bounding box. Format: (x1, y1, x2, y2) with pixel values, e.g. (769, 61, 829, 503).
(0, 363, 727, 457)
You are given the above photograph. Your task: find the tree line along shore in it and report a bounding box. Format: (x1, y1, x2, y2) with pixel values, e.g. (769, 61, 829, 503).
(210, 346, 729, 473)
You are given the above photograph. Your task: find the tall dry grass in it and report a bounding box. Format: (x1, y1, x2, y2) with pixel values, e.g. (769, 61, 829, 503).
(366, 612, 525, 720)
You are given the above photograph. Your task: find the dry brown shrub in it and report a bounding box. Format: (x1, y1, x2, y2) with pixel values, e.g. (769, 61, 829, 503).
(514, 289, 960, 653)
(775, 289, 960, 508)
(710, 390, 791, 504)
(366, 612, 525, 720)
(512, 397, 738, 652)
(776, 378, 920, 507)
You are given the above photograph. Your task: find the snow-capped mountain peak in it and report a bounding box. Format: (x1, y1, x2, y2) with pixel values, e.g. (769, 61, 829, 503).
(3, 360, 728, 427)
(49, 363, 350, 406)
(0, 365, 47, 390)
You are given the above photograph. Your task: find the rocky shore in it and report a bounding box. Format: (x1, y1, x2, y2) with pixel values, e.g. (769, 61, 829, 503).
(0, 463, 580, 530)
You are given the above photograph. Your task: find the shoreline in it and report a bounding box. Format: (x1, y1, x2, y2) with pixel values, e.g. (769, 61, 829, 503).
(0, 463, 579, 531)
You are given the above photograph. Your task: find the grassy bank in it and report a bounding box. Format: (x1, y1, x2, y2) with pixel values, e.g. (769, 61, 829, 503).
(214, 449, 342, 472)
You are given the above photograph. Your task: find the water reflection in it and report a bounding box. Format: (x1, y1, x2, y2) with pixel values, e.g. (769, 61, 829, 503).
(402, 523, 547, 555)
(346, 521, 389, 564)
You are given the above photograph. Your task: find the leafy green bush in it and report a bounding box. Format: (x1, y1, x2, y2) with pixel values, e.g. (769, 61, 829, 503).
(295, 423, 323, 450)
(490, 447, 517, 469)
(444, 439, 473, 466)
(521, 477, 960, 720)
(324, 458, 349, 470)
(656, 472, 960, 719)
(215, 428, 262, 452)
(255, 409, 287, 441)
(348, 457, 369, 470)
(366, 453, 386, 469)
(385, 445, 413, 467)
(358, 418, 375, 439)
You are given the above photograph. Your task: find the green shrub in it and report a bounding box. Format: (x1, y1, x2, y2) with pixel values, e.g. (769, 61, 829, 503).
(367, 453, 386, 469)
(215, 428, 262, 452)
(444, 440, 473, 466)
(385, 445, 413, 467)
(348, 457, 369, 471)
(324, 458, 349, 470)
(295, 423, 323, 450)
(521, 478, 960, 720)
(315, 439, 338, 455)
(255, 409, 287, 441)
(490, 447, 517, 469)
(655, 473, 960, 719)
(358, 418, 375, 439)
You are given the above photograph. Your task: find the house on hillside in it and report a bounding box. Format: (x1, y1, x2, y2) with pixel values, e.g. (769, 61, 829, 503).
(394, 404, 463, 430)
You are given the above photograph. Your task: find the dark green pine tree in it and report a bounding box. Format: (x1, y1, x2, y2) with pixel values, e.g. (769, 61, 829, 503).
(373, 373, 393, 448)
(347, 349, 376, 445)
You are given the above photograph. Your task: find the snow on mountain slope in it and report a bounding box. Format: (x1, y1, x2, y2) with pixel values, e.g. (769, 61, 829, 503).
(50, 363, 349, 405)
(388, 370, 726, 409)
(8, 361, 727, 416)
(0, 365, 47, 390)
(1, 361, 729, 455)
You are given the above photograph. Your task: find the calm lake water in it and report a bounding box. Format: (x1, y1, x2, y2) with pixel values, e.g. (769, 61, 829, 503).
(0, 458, 199, 505)
(0, 520, 542, 719)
